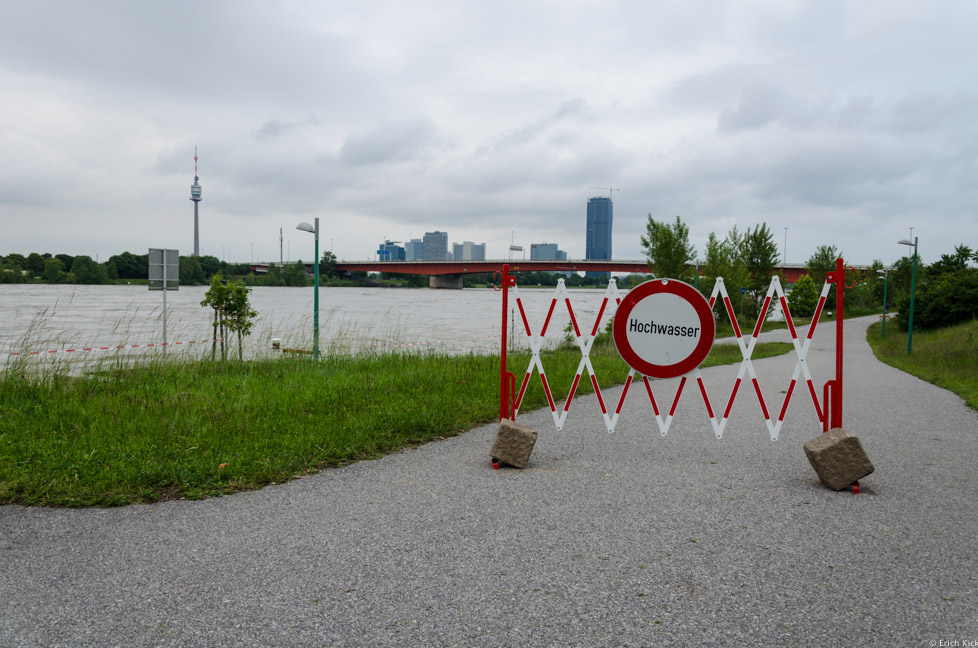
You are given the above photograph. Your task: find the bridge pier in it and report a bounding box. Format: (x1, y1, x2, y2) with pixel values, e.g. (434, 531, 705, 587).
(429, 275, 464, 290)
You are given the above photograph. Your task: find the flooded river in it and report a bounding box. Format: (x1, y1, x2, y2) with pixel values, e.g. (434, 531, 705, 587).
(0, 283, 620, 370)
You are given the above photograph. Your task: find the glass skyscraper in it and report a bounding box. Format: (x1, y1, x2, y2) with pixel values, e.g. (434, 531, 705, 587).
(586, 196, 613, 278)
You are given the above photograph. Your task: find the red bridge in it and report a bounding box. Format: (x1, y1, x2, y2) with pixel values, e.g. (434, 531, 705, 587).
(333, 260, 813, 289)
(252, 260, 813, 288)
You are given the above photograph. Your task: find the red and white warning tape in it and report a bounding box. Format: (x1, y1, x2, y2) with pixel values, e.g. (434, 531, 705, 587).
(5, 339, 222, 357)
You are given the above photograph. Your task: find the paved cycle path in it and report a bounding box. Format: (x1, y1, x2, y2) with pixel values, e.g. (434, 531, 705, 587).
(2, 315, 977, 647)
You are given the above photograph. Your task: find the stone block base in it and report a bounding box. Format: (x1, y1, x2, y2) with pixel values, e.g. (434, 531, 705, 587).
(491, 420, 538, 469)
(803, 428, 874, 491)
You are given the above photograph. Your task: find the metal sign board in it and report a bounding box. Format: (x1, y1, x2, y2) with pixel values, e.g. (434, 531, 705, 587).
(148, 248, 179, 291)
(613, 278, 715, 378)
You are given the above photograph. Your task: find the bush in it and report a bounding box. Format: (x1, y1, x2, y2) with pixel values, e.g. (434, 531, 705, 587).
(894, 269, 978, 331)
(787, 275, 818, 318)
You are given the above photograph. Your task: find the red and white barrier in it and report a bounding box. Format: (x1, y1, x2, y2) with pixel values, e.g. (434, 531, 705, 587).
(498, 259, 852, 441)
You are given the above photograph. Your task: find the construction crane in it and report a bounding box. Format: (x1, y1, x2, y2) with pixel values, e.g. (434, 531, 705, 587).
(589, 186, 620, 201)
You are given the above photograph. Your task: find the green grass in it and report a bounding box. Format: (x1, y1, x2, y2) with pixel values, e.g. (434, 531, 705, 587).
(867, 319, 978, 411)
(0, 339, 792, 507)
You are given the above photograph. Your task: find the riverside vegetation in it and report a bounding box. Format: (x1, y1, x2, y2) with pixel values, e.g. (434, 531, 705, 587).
(0, 332, 792, 507)
(867, 319, 978, 411)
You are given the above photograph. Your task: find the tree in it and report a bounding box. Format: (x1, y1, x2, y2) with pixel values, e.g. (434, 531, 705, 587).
(42, 258, 64, 283)
(283, 260, 309, 287)
(787, 274, 819, 318)
(201, 276, 258, 361)
(894, 261, 978, 331)
(201, 276, 231, 360)
(26, 253, 46, 276)
(69, 255, 108, 284)
(699, 228, 749, 319)
(179, 256, 205, 285)
(55, 254, 75, 272)
(108, 251, 147, 279)
(641, 214, 696, 282)
(197, 255, 224, 279)
(4, 253, 27, 270)
(806, 245, 840, 290)
(929, 244, 973, 276)
(223, 282, 258, 361)
(319, 250, 337, 278)
(1, 257, 28, 283)
(261, 264, 286, 286)
(742, 223, 780, 299)
(104, 260, 119, 281)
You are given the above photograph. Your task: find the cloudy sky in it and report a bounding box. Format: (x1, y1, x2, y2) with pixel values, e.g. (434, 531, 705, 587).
(2, 0, 976, 268)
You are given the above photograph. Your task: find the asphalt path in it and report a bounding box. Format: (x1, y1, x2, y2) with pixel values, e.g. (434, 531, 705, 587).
(2, 315, 977, 647)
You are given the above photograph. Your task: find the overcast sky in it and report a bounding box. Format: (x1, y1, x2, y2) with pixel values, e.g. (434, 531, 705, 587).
(2, 0, 976, 268)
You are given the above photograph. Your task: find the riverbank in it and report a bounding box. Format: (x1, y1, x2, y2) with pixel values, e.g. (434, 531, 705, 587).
(0, 340, 792, 507)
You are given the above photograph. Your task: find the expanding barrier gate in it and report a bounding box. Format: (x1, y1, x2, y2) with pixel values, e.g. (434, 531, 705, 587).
(496, 258, 855, 441)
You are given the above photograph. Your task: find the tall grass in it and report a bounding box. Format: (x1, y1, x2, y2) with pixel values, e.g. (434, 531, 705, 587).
(0, 339, 792, 507)
(867, 319, 978, 410)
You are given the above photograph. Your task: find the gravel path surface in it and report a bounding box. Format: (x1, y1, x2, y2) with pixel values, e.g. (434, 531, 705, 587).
(2, 315, 977, 647)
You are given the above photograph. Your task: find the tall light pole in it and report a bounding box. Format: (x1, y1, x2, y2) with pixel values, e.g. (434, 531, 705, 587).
(783, 227, 788, 268)
(898, 237, 918, 355)
(876, 268, 889, 338)
(297, 218, 320, 360)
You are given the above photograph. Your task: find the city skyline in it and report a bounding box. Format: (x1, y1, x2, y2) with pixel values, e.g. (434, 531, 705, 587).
(2, 2, 976, 267)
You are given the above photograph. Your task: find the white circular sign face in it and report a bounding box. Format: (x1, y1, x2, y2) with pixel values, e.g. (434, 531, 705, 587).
(613, 279, 716, 378)
(623, 292, 702, 367)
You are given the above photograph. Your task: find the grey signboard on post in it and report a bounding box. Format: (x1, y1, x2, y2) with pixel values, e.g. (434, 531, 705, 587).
(148, 248, 180, 291)
(149, 248, 179, 351)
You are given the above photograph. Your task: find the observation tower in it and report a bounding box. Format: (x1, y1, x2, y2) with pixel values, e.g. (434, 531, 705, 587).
(190, 147, 202, 256)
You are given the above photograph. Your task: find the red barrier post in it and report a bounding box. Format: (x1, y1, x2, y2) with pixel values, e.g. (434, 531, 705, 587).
(498, 264, 517, 421)
(824, 257, 850, 430)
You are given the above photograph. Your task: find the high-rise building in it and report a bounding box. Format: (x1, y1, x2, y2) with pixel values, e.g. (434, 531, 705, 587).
(405, 239, 423, 260)
(452, 241, 487, 261)
(530, 243, 567, 261)
(586, 196, 613, 279)
(423, 231, 448, 261)
(378, 240, 405, 261)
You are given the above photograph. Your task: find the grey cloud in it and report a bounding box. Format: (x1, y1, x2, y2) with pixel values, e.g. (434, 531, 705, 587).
(254, 116, 322, 141)
(717, 82, 791, 132)
(338, 118, 438, 166)
(478, 99, 589, 155)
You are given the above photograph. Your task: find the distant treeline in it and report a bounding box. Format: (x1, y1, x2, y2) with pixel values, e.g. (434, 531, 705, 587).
(0, 251, 344, 286)
(0, 251, 629, 289)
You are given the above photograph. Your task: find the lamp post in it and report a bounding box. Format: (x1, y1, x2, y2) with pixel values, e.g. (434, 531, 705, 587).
(876, 268, 889, 338)
(297, 218, 320, 360)
(898, 237, 918, 355)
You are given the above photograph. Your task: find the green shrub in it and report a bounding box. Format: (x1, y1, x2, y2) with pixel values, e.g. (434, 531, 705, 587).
(787, 275, 818, 318)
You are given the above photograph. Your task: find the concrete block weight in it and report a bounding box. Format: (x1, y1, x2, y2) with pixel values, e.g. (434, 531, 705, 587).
(491, 420, 538, 469)
(803, 428, 875, 491)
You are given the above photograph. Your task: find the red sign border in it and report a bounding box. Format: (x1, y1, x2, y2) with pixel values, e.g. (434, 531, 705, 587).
(613, 279, 716, 379)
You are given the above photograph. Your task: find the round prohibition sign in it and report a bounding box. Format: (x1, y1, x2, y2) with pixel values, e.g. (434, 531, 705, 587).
(613, 279, 716, 379)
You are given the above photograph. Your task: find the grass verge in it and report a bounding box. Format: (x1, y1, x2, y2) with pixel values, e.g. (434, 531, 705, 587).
(866, 319, 978, 411)
(0, 340, 792, 507)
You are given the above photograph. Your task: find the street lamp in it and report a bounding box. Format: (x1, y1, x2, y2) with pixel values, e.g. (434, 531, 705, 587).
(876, 268, 889, 338)
(297, 218, 320, 360)
(898, 237, 918, 355)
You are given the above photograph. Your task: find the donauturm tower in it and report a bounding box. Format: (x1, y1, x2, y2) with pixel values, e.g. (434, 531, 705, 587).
(190, 147, 202, 256)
